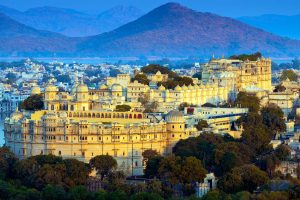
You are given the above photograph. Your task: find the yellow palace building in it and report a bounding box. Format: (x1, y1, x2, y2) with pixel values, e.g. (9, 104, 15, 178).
(4, 82, 198, 176)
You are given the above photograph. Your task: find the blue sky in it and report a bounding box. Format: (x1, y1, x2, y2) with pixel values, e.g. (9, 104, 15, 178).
(1, 0, 300, 17)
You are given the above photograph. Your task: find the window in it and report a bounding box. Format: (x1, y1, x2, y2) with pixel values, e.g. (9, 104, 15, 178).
(59, 151, 61, 156)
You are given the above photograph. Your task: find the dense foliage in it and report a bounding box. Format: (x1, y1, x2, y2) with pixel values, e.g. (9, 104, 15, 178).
(21, 94, 44, 111)
(280, 69, 298, 81)
(141, 64, 177, 78)
(229, 52, 262, 61)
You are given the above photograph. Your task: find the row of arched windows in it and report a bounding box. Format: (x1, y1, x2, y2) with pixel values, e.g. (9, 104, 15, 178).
(68, 112, 143, 119)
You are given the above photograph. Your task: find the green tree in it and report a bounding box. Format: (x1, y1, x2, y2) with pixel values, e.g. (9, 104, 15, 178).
(130, 192, 164, 200)
(132, 74, 150, 85)
(0, 147, 18, 179)
(192, 72, 202, 80)
(261, 104, 286, 134)
(158, 155, 207, 185)
(235, 92, 260, 113)
(144, 156, 163, 179)
(21, 94, 44, 111)
(69, 185, 94, 200)
(89, 155, 117, 180)
(218, 165, 269, 193)
(42, 185, 67, 200)
(141, 64, 177, 78)
(280, 69, 297, 81)
(63, 159, 91, 187)
(195, 120, 209, 131)
(229, 52, 262, 61)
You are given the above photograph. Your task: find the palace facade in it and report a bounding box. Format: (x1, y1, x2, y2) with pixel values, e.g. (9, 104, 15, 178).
(4, 82, 198, 176)
(4, 57, 272, 175)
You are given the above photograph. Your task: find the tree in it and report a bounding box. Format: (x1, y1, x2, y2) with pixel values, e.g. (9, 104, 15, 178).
(241, 125, 271, 153)
(89, 155, 117, 180)
(280, 69, 298, 81)
(141, 64, 177, 78)
(0, 147, 18, 179)
(144, 156, 163, 179)
(158, 155, 207, 186)
(192, 72, 202, 80)
(63, 159, 91, 187)
(229, 52, 262, 61)
(42, 185, 67, 200)
(195, 120, 209, 131)
(261, 104, 286, 134)
(115, 105, 131, 112)
(129, 192, 164, 200)
(133, 74, 150, 85)
(142, 149, 159, 161)
(21, 94, 44, 111)
(69, 185, 94, 200)
(218, 165, 269, 193)
(274, 144, 291, 160)
(235, 92, 260, 113)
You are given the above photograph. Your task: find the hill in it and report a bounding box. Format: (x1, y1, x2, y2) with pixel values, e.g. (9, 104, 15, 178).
(238, 14, 300, 40)
(0, 13, 78, 56)
(77, 3, 300, 57)
(0, 5, 144, 37)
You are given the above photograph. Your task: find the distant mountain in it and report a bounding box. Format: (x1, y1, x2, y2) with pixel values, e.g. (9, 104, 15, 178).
(1, 3, 300, 58)
(77, 3, 300, 57)
(238, 14, 300, 40)
(0, 13, 78, 56)
(0, 5, 144, 37)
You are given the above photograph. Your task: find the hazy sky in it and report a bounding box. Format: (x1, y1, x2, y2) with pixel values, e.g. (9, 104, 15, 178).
(1, 0, 300, 17)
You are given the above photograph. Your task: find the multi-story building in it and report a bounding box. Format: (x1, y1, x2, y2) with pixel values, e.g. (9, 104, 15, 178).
(201, 57, 272, 94)
(4, 82, 198, 176)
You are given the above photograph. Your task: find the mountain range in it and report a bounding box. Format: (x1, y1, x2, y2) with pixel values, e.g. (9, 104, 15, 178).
(0, 3, 300, 58)
(238, 14, 300, 40)
(0, 5, 144, 36)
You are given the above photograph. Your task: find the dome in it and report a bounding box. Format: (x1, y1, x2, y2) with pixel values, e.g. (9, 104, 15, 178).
(76, 82, 89, 93)
(111, 84, 123, 91)
(45, 83, 58, 92)
(174, 85, 182, 91)
(188, 84, 194, 89)
(11, 108, 23, 120)
(100, 84, 108, 90)
(31, 85, 41, 95)
(182, 85, 188, 90)
(166, 110, 184, 123)
(158, 85, 166, 91)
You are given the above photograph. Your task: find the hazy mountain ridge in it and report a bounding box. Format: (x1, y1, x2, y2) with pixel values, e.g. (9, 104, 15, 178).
(76, 3, 300, 57)
(0, 5, 144, 36)
(0, 13, 79, 56)
(238, 14, 300, 40)
(0, 3, 300, 57)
